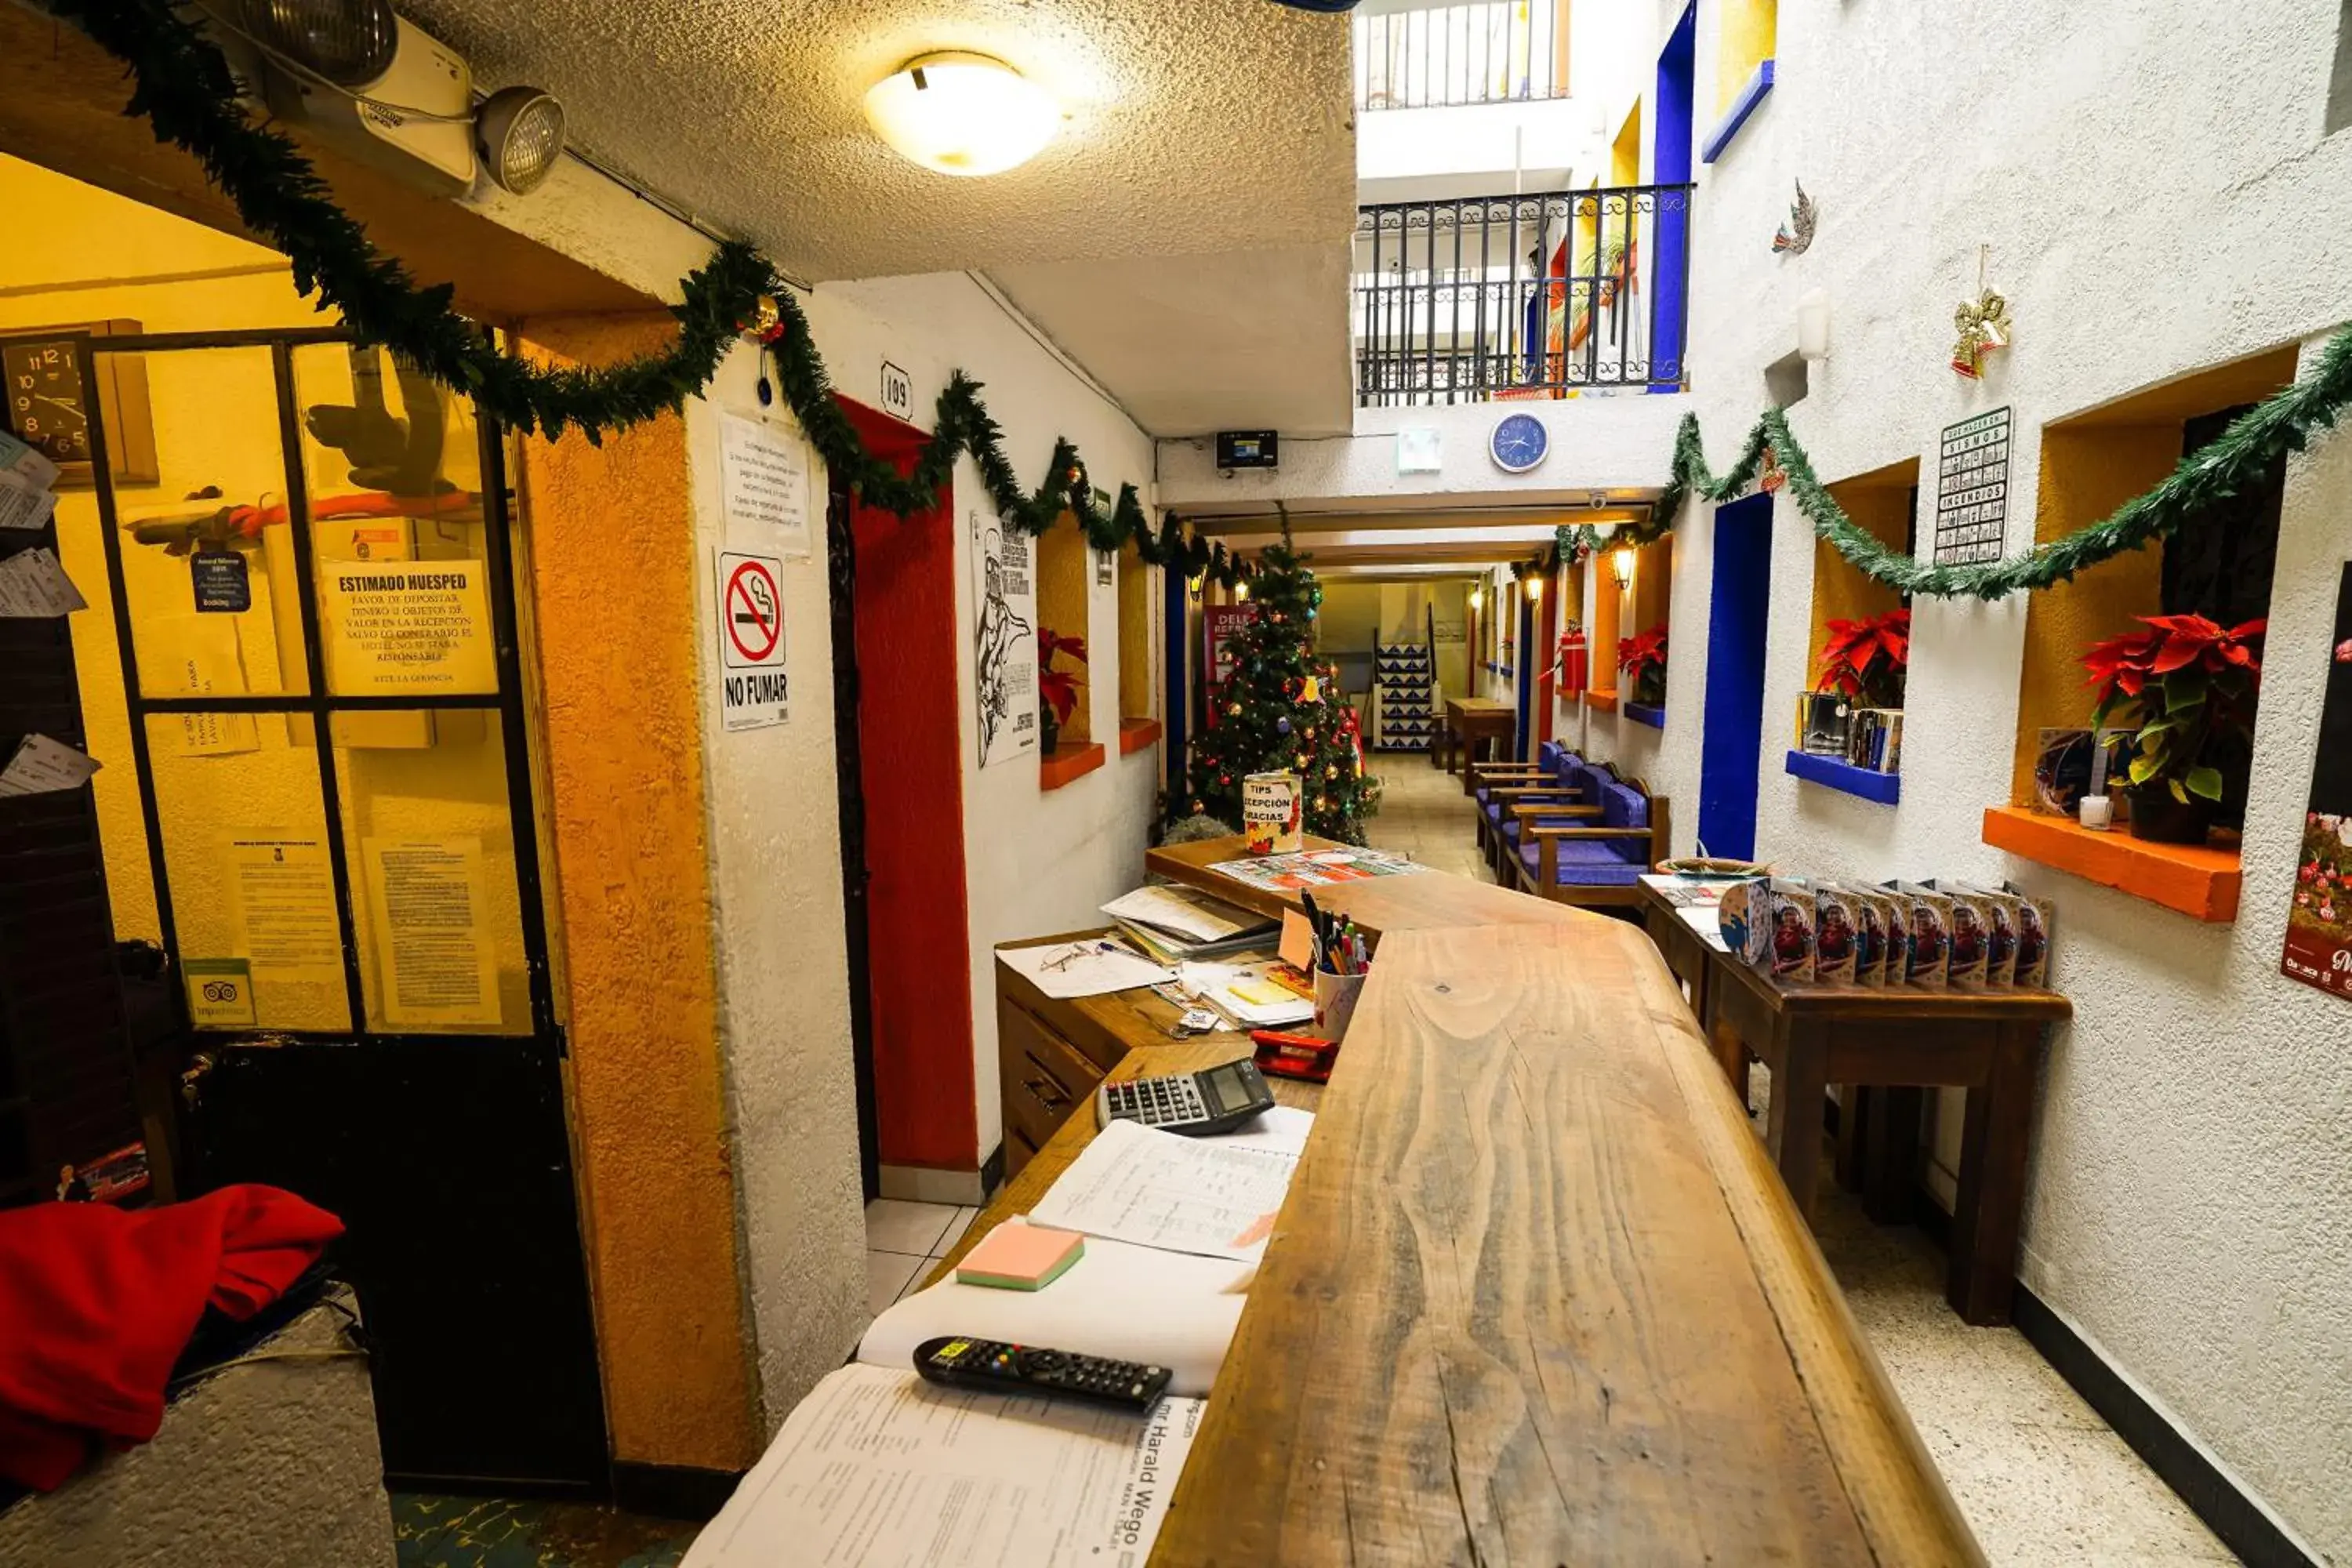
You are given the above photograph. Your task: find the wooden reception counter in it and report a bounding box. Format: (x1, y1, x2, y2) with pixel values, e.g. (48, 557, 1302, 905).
(949, 835, 1981, 1566)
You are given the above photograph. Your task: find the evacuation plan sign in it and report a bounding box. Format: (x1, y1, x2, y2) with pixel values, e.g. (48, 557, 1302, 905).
(717, 550, 787, 731)
(1934, 406, 2012, 565)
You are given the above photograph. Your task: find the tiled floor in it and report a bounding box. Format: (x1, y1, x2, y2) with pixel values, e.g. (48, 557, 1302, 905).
(1361, 752, 1498, 881)
(863, 1198, 980, 1314)
(1374, 755, 2238, 1565)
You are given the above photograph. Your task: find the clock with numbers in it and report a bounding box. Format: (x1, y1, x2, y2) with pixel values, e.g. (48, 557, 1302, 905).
(1489, 412, 1549, 474)
(1, 321, 158, 487)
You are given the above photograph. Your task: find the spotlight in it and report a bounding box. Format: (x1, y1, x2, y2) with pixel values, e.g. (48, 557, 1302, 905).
(476, 85, 566, 194)
(224, 0, 398, 87)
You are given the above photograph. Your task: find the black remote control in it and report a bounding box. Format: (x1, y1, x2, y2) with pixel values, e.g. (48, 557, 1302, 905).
(913, 1335, 1171, 1411)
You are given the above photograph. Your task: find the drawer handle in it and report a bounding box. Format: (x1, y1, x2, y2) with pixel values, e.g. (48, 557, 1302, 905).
(1024, 1076, 1071, 1109)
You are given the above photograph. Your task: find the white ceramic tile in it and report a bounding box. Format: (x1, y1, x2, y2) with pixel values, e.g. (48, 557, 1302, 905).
(929, 1206, 979, 1260)
(864, 1197, 958, 1256)
(865, 1250, 923, 1316)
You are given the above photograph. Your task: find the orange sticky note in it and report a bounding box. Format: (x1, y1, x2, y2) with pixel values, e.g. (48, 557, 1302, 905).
(955, 1225, 1085, 1290)
(1279, 909, 1316, 969)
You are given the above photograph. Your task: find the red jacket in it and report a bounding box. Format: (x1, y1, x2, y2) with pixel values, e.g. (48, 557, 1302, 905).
(0, 1185, 343, 1490)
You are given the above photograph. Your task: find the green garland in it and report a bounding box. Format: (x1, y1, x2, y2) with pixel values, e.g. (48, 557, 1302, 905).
(54, 0, 1254, 584)
(1553, 324, 2352, 599)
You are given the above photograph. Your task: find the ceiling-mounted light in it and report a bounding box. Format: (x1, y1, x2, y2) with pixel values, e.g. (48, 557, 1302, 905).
(223, 0, 399, 87)
(865, 52, 1058, 177)
(476, 85, 565, 194)
(1612, 549, 1636, 589)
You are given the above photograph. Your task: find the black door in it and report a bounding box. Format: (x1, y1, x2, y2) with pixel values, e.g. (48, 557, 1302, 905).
(76, 328, 608, 1494)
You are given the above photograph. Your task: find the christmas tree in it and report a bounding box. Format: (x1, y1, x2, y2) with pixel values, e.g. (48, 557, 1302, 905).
(1176, 527, 1381, 844)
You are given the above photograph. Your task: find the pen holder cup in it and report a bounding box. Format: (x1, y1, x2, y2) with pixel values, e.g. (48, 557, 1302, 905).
(1313, 966, 1368, 1044)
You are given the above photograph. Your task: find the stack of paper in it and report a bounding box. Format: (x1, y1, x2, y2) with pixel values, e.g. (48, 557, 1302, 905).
(1102, 884, 1276, 964)
(1176, 957, 1316, 1028)
(0, 433, 61, 537)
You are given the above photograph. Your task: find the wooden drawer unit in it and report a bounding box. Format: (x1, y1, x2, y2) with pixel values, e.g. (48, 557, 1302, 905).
(998, 996, 1102, 1178)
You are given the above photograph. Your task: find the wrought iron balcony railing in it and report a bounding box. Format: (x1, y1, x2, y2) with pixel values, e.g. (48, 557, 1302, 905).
(1353, 184, 1694, 406)
(1354, 1, 1572, 111)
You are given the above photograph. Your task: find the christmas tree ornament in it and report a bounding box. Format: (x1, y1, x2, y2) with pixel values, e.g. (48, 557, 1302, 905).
(1301, 674, 1321, 701)
(1951, 248, 2010, 380)
(1276, 718, 1292, 735)
(1759, 445, 1788, 494)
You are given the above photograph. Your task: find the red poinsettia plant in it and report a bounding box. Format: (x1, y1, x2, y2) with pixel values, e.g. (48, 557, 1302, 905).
(2082, 613, 2264, 809)
(1817, 609, 1910, 709)
(1038, 629, 1089, 732)
(1618, 624, 1669, 706)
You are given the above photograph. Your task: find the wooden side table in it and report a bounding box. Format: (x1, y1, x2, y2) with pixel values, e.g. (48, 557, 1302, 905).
(1635, 881, 1726, 1068)
(1702, 956, 2071, 1326)
(1443, 698, 1515, 789)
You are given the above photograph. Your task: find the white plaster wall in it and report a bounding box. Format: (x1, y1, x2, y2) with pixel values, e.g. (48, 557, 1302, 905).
(808, 273, 1161, 1166)
(1562, 1, 2352, 1552)
(1156, 394, 1687, 512)
(685, 344, 867, 1433)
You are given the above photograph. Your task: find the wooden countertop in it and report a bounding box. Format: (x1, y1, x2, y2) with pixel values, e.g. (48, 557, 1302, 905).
(960, 837, 1981, 1566)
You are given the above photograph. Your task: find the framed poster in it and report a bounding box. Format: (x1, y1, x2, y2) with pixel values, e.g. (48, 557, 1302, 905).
(971, 506, 1038, 767)
(2280, 562, 2352, 1002)
(1202, 602, 1259, 726)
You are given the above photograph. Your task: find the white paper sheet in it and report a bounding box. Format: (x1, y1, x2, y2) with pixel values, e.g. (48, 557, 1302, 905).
(1678, 904, 1732, 953)
(0, 470, 59, 534)
(0, 734, 99, 797)
(999, 938, 1174, 1000)
(859, 1221, 1253, 1397)
(684, 1364, 1202, 1568)
(0, 546, 85, 617)
(1174, 958, 1315, 1028)
(1028, 1118, 1301, 1262)
(1100, 884, 1267, 944)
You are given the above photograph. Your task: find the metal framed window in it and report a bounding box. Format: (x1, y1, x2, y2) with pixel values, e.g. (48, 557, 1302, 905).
(76, 326, 559, 1047)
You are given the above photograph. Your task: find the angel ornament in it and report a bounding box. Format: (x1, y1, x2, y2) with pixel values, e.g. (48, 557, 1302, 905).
(1951, 289, 2011, 379)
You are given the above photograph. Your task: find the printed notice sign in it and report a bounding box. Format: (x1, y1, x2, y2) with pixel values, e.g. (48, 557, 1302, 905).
(1935, 406, 2013, 565)
(0, 733, 99, 796)
(716, 550, 788, 730)
(0, 546, 85, 617)
(228, 833, 347, 1027)
(363, 836, 501, 1028)
(971, 506, 1038, 767)
(721, 412, 811, 558)
(321, 561, 496, 695)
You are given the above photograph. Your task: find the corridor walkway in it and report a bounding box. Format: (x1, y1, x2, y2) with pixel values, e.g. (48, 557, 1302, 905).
(1359, 746, 2232, 1566)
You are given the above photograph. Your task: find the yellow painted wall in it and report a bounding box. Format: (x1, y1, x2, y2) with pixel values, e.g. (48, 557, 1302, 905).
(1630, 535, 1674, 639)
(1611, 103, 1643, 187)
(1117, 541, 1152, 719)
(516, 313, 757, 1471)
(1592, 549, 1626, 692)
(1036, 517, 1091, 743)
(2007, 426, 2176, 806)
(1808, 474, 1912, 684)
(1716, 0, 1778, 111)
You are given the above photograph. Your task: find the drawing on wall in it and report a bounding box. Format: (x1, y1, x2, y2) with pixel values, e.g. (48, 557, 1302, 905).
(971, 507, 1038, 768)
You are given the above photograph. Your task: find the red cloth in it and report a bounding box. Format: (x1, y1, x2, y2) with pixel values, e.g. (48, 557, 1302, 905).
(0, 1184, 343, 1490)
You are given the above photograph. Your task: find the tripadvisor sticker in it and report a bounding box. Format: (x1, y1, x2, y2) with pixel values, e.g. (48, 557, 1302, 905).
(184, 957, 256, 1028)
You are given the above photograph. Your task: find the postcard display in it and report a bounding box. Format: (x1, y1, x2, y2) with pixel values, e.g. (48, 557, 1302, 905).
(2280, 563, 2352, 1003)
(1717, 875, 2053, 990)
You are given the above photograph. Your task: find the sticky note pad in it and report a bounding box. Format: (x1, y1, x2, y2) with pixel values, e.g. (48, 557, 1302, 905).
(955, 1225, 1085, 1291)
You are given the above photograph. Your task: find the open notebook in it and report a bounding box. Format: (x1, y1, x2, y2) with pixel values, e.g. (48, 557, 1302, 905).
(684, 1111, 1313, 1567)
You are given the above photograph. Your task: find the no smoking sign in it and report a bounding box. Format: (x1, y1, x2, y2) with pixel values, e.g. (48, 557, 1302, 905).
(715, 550, 788, 730)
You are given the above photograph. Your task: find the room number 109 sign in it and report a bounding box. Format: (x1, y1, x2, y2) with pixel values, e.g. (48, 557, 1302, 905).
(717, 550, 788, 731)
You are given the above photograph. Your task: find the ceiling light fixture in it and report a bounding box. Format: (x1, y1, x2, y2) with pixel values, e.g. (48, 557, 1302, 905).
(864, 52, 1058, 177)
(476, 85, 566, 194)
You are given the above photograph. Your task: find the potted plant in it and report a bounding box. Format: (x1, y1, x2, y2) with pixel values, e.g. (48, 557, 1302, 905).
(1038, 628, 1087, 753)
(1817, 608, 1910, 709)
(2081, 613, 2265, 844)
(1618, 624, 1668, 707)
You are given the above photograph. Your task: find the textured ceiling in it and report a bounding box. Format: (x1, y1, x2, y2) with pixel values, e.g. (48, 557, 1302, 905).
(405, 0, 1360, 282)
(988, 241, 1356, 437)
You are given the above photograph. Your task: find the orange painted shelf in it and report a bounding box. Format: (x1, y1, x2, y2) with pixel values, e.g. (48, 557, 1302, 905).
(1980, 804, 2242, 923)
(1117, 717, 1163, 756)
(1040, 740, 1108, 791)
(1584, 689, 1620, 714)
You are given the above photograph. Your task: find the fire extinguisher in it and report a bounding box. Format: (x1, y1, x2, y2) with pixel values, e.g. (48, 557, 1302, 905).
(1548, 623, 1589, 695)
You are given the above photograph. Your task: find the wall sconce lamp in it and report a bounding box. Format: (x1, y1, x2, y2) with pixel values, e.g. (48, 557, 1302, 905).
(1797, 286, 1831, 361)
(1233, 580, 1250, 601)
(1523, 575, 1544, 602)
(1186, 573, 1204, 602)
(1468, 586, 1485, 610)
(1611, 548, 1636, 590)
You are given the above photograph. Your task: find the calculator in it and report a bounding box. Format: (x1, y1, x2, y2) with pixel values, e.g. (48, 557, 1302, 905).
(1094, 1059, 1276, 1137)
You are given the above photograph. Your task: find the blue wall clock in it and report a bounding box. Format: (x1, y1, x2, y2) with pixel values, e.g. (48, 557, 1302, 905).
(1490, 412, 1548, 474)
